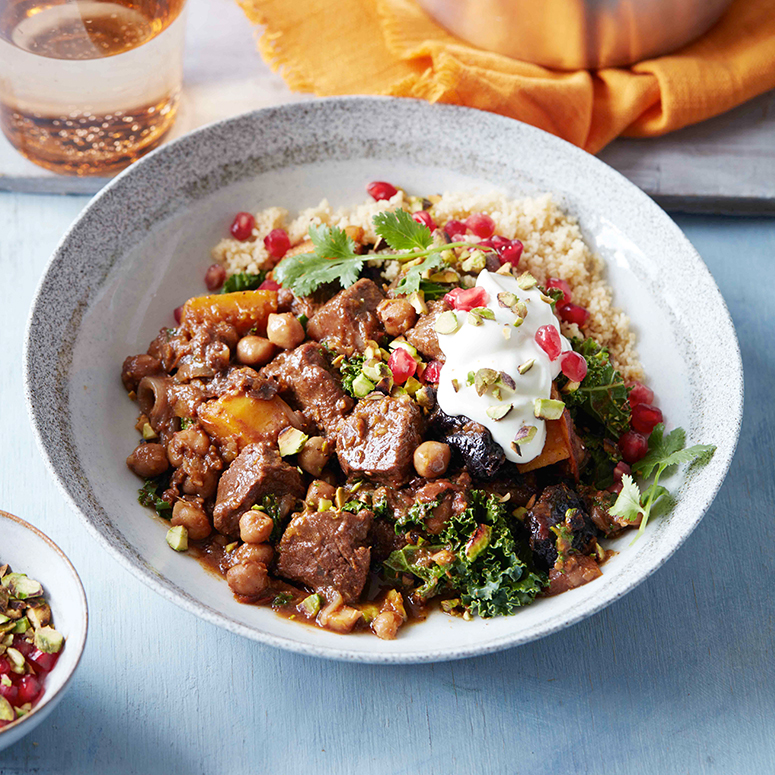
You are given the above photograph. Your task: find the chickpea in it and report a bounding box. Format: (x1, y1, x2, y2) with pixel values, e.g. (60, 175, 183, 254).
(306, 479, 336, 509)
(226, 562, 268, 597)
(239, 510, 274, 544)
(231, 542, 274, 567)
(266, 313, 305, 350)
(171, 500, 212, 541)
(297, 436, 332, 477)
(236, 335, 276, 367)
(126, 443, 169, 478)
(377, 298, 417, 336)
(371, 611, 403, 640)
(167, 427, 210, 466)
(413, 441, 451, 479)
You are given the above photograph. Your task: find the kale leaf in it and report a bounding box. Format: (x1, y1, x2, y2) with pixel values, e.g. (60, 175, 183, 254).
(221, 271, 265, 294)
(564, 338, 631, 437)
(138, 475, 172, 518)
(394, 498, 440, 535)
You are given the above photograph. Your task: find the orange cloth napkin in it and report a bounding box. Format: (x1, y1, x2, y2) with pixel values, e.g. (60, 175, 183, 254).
(237, 0, 775, 153)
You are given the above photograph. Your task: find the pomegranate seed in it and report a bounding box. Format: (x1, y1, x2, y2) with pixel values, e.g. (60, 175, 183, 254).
(388, 348, 417, 385)
(608, 481, 623, 495)
(259, 279, 281, 291)
(264, 228, 291, 260)
(560, 351, 588, 382)
(535, 325, 562, 360)
(545, 277, 572, 305)
(619, 430, 649, 463)
(444, 219, 468, 239)
(443, 286, 489, 312)
(627, 380, 654, 407)
(230, 212, 255, 241)
(12, 636, 33, 659)
(497, 240, 523, 267)
(631, 403, 663, 435)
(613, 461, 631, 482)
(0, 657, 10, 675)
(366, 181, 398, 201)
(0, 682, 18, 705)
(491, 235, 510, 248)
(465, 213, 495, 238)
(204, 264, 226, 291)
(412, 211, 436, 231)
(173, 305, 183, 325)
(27, 649, 58, 674)
(557, 302, 589, 326)
(423, 360, 442, 383)
(17, 676, 41, 705)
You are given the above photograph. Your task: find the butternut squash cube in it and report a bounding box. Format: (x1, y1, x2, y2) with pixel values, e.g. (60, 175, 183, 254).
(181, 290, 277, 336)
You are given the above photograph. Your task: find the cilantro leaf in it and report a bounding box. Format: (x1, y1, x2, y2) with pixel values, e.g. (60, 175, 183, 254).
(273, 224, 363, 296)
(221, 271, 265, 294)
(609, 474, 645, 524)
(632, 424, 684, 478)
(374, 208, 433, 251)
(419, 280, 451, 300)
(395, 253, 444, 295)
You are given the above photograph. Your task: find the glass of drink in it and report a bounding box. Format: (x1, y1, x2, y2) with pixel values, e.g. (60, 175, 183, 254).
(0, 0, 187, 175)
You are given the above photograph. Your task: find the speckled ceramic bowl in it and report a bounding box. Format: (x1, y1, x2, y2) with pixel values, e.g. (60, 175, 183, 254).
(0, 511, 88, 750)
(24, 97, 742, 663)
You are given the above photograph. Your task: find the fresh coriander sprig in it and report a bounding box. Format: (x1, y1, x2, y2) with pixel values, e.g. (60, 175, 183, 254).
(608, 424, 716, 542)
(273, 209, 474, 296)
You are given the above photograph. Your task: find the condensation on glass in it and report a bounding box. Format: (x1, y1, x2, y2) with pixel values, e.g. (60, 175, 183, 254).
(0, 0, 186, 175)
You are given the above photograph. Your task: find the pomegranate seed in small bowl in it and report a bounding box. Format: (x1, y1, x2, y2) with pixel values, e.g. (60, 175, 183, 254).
(560, 351, 587, 382)
(366, 181, 398, 201)
(619, 430, 649, 463)
(230, 212, 255, 241)
(204, 264, 226, 291)
(557, 302, 589, 326)
(465, 213, 495, 238)
(388, 347, 417, 385)
(631, 403, 664, 435)
(412, 211, 436, 231)
(535, 325, 562, 360)
(626, 380, 654, 407)
(545, 277, 572, 305)
(264, 228, 291, 260)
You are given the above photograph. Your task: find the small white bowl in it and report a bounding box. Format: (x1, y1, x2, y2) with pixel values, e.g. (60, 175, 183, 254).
(0, 511, 88, 751)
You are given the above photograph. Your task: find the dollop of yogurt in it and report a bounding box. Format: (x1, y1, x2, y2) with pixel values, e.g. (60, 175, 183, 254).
(436, 270, 572, 464)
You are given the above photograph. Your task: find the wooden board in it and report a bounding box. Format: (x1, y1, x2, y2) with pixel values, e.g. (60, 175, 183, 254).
(1, 0, 774, 213)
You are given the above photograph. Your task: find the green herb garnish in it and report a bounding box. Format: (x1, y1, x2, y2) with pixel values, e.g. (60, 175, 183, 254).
(138, 475, 172, 518)
(338, 354, 366, 398)
(221, 271, 265, 294)
(274, 209, 473, 296)
(609, 424, 716, 540)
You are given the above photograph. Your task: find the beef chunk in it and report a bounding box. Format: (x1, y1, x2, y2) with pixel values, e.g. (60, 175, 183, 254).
(276, 508, 373, 602)
(213, 442, 305, 537)
(336, 394, 424, 486)
(306, 278, 385, 355)
(526, 483, 598, 570)
(429, 408, 505, 479)
(369, 517, 407, 564)
(261, 342, 354, 435)
(484, 470, 539, 508)
(405, 300, 444, 361)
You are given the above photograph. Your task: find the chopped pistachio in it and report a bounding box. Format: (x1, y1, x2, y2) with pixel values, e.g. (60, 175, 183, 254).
(499, 372, 516, 390)
(461, 250, 486, 273)
(2, 573, 43, 600)
(518, 359, 535, 375)
(331, 353, 345, 368)
(440, 598, 462, 614)
(12, 617, 29, 634)
(278, 426, 308, 457)
(466, 371, 475, 385)
(300, 593, 323, 616)
(34, 625, 63, 654)
(534, 398, 566, 420)
(474, 368, 499, 396)
(6, 647, 24, 673)
(165, 525, 188, 552)
(497, 291, 518, 309)
(389, 339, 419, 358)
(486, 404, 513, 421)
(429, 269, 459, 283)
(352, 373, 376, 398)
(465, 524, 492, 561)
(404, 376, 422, 396)
(318, 498, 333, 512)
(467, 311, 483, 326)
(513, 317, 523, 329)
(511, 425, 538, 455)
(512, 506, 528, 521)
(141, 422, 158, 441)
(390, 385, 408, 398)
(407, 291, 428, 315)
(0, 675, 10, 687)
(348, 480, 363, 494)
(495, 263, 513, 276)
(451, 379, 460, 393)
(561, 380, 581, 393)
(517, 272, 537, 290)
(334, 487, 347, 510)
(434, 310, 460, 335)
(0, 696, 14, 722)
(502, 325, 511, 340)
(515, 300, 528, 319)
(362, 358, 385, 381)
(250, 504, 266, 512)
(415, 386, 436, 409)
(0, 614, 7, 625)
(540, 293, 554, 304)
(471, 306, 495, 320)
(224, 542, 238, 553)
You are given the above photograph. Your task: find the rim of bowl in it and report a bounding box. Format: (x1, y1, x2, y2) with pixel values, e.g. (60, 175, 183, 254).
(0, 510, 89, 734)
(23, 96, 744, 662)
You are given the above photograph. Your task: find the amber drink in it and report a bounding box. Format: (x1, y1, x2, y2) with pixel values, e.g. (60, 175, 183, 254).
(0, 0, 186, 175)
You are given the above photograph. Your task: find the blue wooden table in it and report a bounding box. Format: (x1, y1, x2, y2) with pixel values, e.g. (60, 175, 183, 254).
(0, 192, 772, 775)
